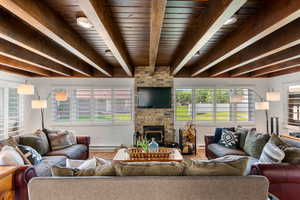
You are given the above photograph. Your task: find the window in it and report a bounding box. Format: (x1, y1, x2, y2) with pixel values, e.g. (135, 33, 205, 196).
(288, 85, 300, 126)
(52, 88, 132, 123)
(0, 87, 24, 139)
(175, 88, 255, 122)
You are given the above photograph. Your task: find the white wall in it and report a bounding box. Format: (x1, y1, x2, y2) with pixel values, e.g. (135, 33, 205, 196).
(268, 71, 300, 136)
(25, 78, 135, 150)
(174, 78, 269, 145)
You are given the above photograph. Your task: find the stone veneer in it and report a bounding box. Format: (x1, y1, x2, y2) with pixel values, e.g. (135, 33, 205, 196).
(135, 66, 175, 143)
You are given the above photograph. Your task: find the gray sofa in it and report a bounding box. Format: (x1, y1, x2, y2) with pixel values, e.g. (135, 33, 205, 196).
(28, 176, 269, 200)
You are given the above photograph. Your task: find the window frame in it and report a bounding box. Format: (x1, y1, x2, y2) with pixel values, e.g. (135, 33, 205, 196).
(51, 87, 134, 126)
(175, 87, 255, 124)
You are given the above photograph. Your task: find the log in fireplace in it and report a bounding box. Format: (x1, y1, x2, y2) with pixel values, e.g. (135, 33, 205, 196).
(143, 125, 164, 146)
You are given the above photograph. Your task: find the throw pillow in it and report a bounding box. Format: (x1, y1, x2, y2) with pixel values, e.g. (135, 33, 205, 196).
(214, 127, 235, 143)
(47, 130, 74, 150)
(243, 129, 270, 159)
(19, 130, 50, 155)
(51, 166, 95, 177)
(183, 156, 249, 176)
(18, 145, 42, 165)
(259, 143, 285, 163)
(0, 146, 25, 166)
(66, 159, 85, 168)
(114, 162, 184, 176)
(269, 134, 291, 150)
(283, 147, 300, 164)
(218, 129, 239, 149)
(236, 127, 250, 150)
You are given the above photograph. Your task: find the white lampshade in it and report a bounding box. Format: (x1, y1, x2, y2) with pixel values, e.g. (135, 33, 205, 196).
(230, 95, 244, 103)
(17, 84, 34, 95)
(32, 100, 47, 109)
(266, 92, 280, 101)
(255, 101, 269, 110)
(55, 92, 68, 101)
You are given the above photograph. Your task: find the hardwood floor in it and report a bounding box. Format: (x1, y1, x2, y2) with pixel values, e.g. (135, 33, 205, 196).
(90, 147, 207, 160)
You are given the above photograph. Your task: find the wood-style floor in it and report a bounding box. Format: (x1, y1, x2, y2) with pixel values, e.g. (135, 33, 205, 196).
(90, 147, 207, 160)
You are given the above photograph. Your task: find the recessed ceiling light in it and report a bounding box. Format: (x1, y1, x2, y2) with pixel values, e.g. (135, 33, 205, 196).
(76, 16, 93, 29)
(224, 15, 237, 25)
(105, 49, 113, 56)
(194, 51, 201, 57)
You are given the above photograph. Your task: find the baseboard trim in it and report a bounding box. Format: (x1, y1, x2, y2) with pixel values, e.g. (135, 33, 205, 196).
(90, 146, 119, 152)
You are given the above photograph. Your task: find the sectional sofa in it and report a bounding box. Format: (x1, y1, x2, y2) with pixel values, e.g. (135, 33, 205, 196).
(205, 134, 300, 200)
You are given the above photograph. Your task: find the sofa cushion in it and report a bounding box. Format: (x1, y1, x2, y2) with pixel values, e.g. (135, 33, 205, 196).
(218, 129, 239, 149)
(183, 156, 249, 176)
(244, 129, 270, 159)
(236, 127, 250, 150)
(18, 145, 42, 165)
(283, 147, 300, 164)
(46, 144, 87, 159)
(259, 143, 285, 163)
(35, 156, 66, 177)
(51, 166, 95, 177)
(207, 143, 246, 157)
(19, 131, 50, 156)
(47, 130, 76, 150)
(214, 127, 235, 143)
(114, 162, 185, 176)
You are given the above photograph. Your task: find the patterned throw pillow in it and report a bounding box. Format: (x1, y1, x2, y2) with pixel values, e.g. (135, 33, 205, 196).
(47, 130, 76, 150)
(259, 143, 285, 163)
(18, 145, 42, 165)
(214, 127, 235, 143)
(218, 129, 239, 149)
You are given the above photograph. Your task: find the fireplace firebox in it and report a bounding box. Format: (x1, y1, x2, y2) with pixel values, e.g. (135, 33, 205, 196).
(143, 126, 164, 146)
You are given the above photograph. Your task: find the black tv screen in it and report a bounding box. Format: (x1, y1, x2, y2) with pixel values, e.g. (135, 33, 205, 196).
(137, 87, 172, 108)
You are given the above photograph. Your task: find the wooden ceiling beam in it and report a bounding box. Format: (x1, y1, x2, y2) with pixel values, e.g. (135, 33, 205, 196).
(207, 18, 300, 76)
(79, 0, 133, 76)
(149, 0, 167, 74)
(191, 0, 300, 76)
(0, 0, 112, 76)
(266, 65, 300, 77)
(0, 55, 52, 77)
(171, 0, 246, 75)
(0, 11, 93, 77)
(250, 58, 300, 77)
(0, 39, 73, 76)
(230, 44, 300, 77)
(0, 64, 35, 77)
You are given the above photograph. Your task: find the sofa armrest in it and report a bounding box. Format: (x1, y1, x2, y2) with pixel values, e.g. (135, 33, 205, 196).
(76, 136, 91, 146)
(204, 135, 215, 146)
(251, 163, 300, 184)
(15, 165, 37, 200)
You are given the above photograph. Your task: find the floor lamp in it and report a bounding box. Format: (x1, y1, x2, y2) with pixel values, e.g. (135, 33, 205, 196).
(230, 90, 280, 134)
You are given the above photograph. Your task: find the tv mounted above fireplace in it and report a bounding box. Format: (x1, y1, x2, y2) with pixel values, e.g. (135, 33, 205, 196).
(137, 87, 172, 108)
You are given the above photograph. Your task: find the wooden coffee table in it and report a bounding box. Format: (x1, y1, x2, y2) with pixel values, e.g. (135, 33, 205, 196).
(113, 148, 183, 162)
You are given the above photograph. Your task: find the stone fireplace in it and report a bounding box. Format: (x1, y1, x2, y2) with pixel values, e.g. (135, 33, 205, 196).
(135, 66, 174, 143)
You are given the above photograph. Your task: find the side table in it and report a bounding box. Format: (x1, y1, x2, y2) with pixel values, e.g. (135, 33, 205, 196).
(0, 166, 19, 200)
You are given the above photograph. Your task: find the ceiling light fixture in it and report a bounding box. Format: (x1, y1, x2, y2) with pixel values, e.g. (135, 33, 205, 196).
(224, 15, 237, 25)
(76, 16, 93, 29)
(105, 49, 113, 56)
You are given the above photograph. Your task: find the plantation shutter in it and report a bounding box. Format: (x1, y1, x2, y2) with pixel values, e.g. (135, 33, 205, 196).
(288, 86, 300, 126)
(113, 89, 132, 121)
(175, 89, 192, 120)
(52, 89, 71, 121)
(8, 88, 23, 136)
(0, 88, 4, 139)
(94, 89, 112, 121)
(75, 89, 92, 121)
(215, 89, 230, 121)
(233, 89, 255, 121)
(194, 89, 214, 121)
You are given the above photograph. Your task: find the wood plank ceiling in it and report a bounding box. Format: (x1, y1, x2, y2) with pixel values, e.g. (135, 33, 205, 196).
(0, 0, 299, 78)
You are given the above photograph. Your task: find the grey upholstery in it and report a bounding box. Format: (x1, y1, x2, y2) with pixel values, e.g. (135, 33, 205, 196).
(281, 138, 300, 148)
(208, 144, 247, 157)
(34, 156, 66, 177)
(46, 144, 87, 159)
(28, 176, 269, 200)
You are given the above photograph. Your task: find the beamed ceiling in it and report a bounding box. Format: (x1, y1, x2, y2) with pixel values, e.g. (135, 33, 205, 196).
(0, 0, 299, 78)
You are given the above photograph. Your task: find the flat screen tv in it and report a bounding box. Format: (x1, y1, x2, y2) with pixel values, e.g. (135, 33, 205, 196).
(137, 87, 172, 108)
